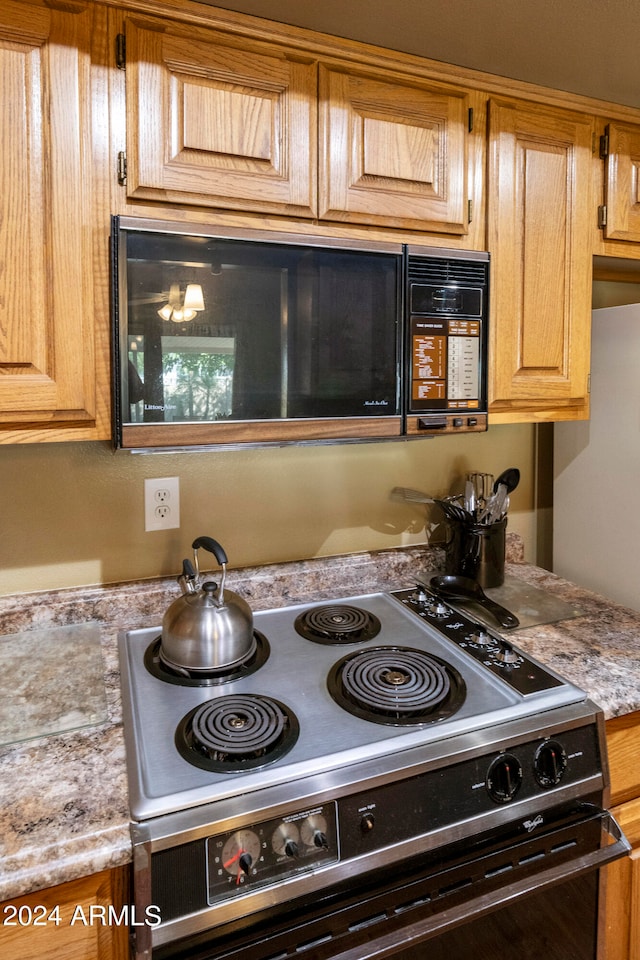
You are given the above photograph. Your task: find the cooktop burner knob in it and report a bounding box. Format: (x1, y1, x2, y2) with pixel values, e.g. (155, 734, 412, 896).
(535, 739, 568, 787)
(413, 585, 429, 606)
(495, 641, 521, 665)
(486, 753, 523, 803)
(428, 599, 450, 618)
(468, 630, 493, 647)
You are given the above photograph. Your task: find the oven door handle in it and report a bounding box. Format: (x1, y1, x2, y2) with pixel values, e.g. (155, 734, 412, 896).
(328, 810, 630, 960)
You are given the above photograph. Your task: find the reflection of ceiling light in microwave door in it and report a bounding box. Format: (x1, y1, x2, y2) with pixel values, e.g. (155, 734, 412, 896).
(157, 283, 205, 323)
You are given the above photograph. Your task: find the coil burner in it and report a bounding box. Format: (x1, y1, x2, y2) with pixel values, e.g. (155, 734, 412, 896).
(176, 694, 299, 772)
(328, 646, 466, 725)
(295, 604, 381, 645)
(144, 633, 269, 687)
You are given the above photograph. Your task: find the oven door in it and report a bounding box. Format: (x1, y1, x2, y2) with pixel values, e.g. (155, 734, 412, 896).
(149, 803, 629, 960)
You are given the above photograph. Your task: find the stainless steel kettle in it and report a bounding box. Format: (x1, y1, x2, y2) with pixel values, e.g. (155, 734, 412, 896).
(160, 536, 255, 673)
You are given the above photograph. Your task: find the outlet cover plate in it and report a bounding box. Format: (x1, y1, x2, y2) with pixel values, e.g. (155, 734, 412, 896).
(144, 477, 180, 531)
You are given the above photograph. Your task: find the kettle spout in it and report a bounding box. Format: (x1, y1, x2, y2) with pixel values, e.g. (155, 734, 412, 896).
(177, 558, 197, 594)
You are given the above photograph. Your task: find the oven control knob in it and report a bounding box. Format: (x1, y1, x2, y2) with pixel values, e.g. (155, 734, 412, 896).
(284, 840, 299, 859)
(301, 815, 329, 850)
(221, 829, 261, 878)
(271, 823, 301, 859)
(486, 753, 523, 803)
(534, 739, 568, 787)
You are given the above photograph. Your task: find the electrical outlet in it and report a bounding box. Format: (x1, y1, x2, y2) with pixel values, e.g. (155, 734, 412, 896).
(144, 477, 180, 531)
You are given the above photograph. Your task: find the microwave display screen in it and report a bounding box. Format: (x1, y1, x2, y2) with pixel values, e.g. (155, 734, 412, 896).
(113, 222, 402, 442)
(410, 284, 483, 317)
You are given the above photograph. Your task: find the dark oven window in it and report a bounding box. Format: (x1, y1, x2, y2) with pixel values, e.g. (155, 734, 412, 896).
(400, 873, 598, 960)
(156, 873, 598, 960)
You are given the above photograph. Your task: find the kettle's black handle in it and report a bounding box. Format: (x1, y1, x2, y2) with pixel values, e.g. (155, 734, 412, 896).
(192, 536, 228, 567)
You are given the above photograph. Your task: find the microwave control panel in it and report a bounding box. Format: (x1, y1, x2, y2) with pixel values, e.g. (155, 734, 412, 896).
(405, 250, 489, 436)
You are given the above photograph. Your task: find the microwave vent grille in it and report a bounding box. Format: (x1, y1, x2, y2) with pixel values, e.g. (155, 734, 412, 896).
(407, 257, 487, 287)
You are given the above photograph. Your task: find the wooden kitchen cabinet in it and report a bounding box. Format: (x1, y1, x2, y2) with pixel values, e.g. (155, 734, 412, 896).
(318, 65, 471, 233)
(0, 0, 110, 443)
(122, 15, 317, 217)
(602, 712, 640, 960)
(0, 866, 129, 960)
(487, 97, 594, 423)
(8, 0, 640, 445)
(599, 120, 640, 245)
(120, 13, 474, 235)
(603, 798, 640, 960)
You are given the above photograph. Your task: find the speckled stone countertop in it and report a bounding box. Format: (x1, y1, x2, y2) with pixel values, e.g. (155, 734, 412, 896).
(0, 536, 639, 903)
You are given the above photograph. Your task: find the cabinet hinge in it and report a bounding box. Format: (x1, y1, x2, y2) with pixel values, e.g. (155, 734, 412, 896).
(468, 199, 473, 223)
(587, 374, 591, 395)
(468, 107, 474, 133)
(597, 205, 607, 228)
(599, 130, 609, 159)
(116, 33, 126, 69)
(117, 151, 127, 185)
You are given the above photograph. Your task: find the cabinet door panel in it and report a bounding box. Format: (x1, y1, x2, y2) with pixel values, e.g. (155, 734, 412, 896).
(182, 86, 273, 160)
(0, 867, 129, 960)
(603, 121, 640, 242)
(488, 98, 593, 420)
(319, 66, 468, 232)
(126, 18, 317, 216)
(603, 796, 640, 960)
(0, 0, 96, 427)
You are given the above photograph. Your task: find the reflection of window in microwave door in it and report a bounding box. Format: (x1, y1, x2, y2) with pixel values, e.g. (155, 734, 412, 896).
(160, 335, 235, 422)
(127, 329, 236, 424)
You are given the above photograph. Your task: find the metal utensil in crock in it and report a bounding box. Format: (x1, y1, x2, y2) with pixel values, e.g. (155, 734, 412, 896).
(160, 536, 255, 673)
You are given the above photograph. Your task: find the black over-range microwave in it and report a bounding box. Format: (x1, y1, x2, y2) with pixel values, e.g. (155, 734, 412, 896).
(111, 218, 489, 450)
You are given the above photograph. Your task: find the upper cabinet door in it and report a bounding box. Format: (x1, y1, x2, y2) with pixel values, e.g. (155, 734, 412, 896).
(319, 66, 469, 232)
(124, 18, 317, 217)
(602, 121, 640, 242)
(487, 98, 594, 421)
(0, 0, 100, 436)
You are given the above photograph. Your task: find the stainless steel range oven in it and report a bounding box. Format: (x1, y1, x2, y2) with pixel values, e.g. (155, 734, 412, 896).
(118, 585, 629, 960)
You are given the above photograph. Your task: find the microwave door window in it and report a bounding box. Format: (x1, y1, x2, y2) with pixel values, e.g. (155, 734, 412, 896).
(120, 232, 400, 428)
(123, 256, 286, 425)
(229, 266, 288, 420)
(123, 237, 235, 424)
(288, 252, 399, 418)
